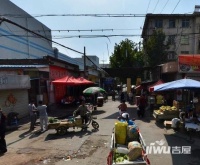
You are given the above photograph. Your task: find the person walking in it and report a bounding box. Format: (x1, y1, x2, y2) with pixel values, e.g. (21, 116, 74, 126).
(0, 108, 7, 154)
(137, 93, 147, 118)
(37, 100, 48, 132)
(118, 100, 127, 115)
(28, 100, 37, 131)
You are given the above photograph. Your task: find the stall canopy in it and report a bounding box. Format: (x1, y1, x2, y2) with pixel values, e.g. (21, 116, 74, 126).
(52, 76, 94, 85)
(148, 80, 164, 92)
(154, 78, 200, 92)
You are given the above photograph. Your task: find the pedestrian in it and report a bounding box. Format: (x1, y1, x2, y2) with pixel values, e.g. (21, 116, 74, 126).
(0, 108, 7, 154)
(137, 93, 147, 118)
(28, 100, 37, 131)
(156, 93, 164, 109)
(118, 100, 127, 115)
(120, 92, 125, 102)
(37, 100, 48, 132)
(112, 90, 116, 101)
(128, 91, 133, 104)
(74, 100, 89, 126)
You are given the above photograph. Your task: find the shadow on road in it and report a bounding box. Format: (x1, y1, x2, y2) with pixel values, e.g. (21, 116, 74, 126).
(44, 129, 95, 141)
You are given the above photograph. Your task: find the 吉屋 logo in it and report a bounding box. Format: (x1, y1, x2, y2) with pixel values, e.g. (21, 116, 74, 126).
(146, 139, 191, 155)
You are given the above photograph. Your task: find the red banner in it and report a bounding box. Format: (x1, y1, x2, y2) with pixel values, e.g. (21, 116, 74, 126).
(179, 54, 200, 72)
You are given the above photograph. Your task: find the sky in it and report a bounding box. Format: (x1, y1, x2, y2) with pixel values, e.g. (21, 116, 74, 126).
(9, 0, 200, 64)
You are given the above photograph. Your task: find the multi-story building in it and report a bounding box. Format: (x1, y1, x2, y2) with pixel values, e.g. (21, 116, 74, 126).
(142, 5, 200, 81)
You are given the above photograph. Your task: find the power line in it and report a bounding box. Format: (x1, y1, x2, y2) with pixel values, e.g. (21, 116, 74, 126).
(2, 14, 146, 18)
(171, 0, 181, 14)
(152, 0, 160, 13)
(1, 32, 200, 39)
(146, 0, 152, 13)
(0, 16, 105, 73)
(9, 28, 142, 33)
(0, 16, 83, 55)
(160, 0, 170, 13)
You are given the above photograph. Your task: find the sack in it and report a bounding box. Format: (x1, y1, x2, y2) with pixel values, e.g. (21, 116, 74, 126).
(127, 125, 139, 142)
(116, 147, 129, 154)
(128, 141, 142, 161)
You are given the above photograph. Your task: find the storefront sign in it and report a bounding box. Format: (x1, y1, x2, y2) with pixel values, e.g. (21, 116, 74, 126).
(0, 75, 30, 89)
(179, 55, 200, 72)
(49, 66, 68, 80)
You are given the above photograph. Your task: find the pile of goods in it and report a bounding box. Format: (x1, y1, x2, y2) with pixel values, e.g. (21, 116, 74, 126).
(48, 117, 59, 123)
(113, 120, 143, 163)
(154, 106, 178, 115)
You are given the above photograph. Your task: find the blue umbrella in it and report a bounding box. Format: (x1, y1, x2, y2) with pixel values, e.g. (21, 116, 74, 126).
(154, 79, 200, 92)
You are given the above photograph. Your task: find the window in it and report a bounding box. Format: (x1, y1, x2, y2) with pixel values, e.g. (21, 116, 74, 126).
(180, 51, 189, 54)
(169, 19, 175, 28)
(182, 19, 190, 28)
(181, 35, 189, 45)
(168, 51, 176, 60)
(168, 35, 176, 45)
(155, 19, 163, 28)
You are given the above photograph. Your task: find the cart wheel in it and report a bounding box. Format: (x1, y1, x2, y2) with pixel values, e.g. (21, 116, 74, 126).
(92, 120, 99, 130)
(56, 126, 67, 135)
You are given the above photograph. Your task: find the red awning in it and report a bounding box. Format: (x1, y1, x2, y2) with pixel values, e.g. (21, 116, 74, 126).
(76, 77, 94, 85)
(148, 80, 164, 92)
(52, 76, 94, 85)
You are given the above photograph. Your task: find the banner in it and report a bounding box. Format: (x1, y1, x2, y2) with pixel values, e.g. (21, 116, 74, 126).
(179, 54, 200, 72)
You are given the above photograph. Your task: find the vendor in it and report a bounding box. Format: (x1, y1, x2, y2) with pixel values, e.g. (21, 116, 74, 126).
(74, 100, 89, 125)
(156, 93, 164, 109)
(184, 109, 199, 124)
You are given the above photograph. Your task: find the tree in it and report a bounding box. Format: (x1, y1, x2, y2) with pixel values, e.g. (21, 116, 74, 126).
(110, 39, 144, 68)
(109, 39, 145, 83)
(144, 29, 169, 67)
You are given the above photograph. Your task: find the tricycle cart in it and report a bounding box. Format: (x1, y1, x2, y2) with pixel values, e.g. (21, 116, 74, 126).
(48, 111, 99, 135)
(107, 122, 150, 165)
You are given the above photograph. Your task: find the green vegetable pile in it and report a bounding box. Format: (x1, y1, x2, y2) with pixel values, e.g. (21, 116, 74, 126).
(48, 117, 59, 123)
(114, 152, 129, 163)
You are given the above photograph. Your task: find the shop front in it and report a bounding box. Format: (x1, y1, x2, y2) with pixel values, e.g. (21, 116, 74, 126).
(0, 74, 30, 118)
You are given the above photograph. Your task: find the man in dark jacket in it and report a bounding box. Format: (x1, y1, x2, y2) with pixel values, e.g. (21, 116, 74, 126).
(0, 108, 7, 154)
(137, 93, 147, 118)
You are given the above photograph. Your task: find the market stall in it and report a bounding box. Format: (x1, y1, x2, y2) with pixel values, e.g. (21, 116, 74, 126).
(153, 100, 179, 121)
(153, 79, 200, 120)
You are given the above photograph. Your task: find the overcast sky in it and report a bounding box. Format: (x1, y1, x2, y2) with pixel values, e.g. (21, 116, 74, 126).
(9, 0, 200, 64)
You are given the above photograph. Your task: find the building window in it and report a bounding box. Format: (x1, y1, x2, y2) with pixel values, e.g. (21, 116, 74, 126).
(180, 51, 189, 54)
(168, 35, 176, 45)
(155, 19, 163, 28)
(182, 19, 190, 28)
(180, 35, 189, 45)
(168, 51, 176, 60)
(169, 19, 175, 28)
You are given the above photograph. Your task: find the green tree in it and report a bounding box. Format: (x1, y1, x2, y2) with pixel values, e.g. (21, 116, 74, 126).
(144, 29, 169, 67)
(110, 38, 144, 68)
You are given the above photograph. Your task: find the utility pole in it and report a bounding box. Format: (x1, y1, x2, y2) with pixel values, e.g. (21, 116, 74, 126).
(84, 46, 86, 78)
(101, 60, 105, 68)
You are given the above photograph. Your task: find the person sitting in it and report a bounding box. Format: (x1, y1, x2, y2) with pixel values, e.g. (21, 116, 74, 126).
(73, 100, 89, 126)
(118, 112, 129, 122)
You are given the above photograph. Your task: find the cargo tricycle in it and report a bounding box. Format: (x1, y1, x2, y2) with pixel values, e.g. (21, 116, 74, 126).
(48, 111, 99, 135)
(107, 122, 150, 165)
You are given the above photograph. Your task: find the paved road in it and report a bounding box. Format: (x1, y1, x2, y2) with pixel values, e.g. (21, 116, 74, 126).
(2, 96, 200, 165)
